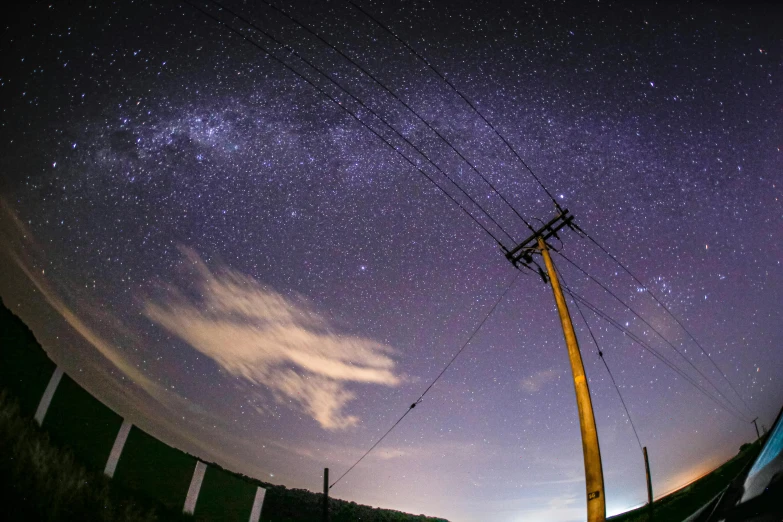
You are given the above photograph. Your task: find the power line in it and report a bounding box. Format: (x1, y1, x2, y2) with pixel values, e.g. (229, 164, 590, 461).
(192, 0, 753, 469)
(202, 0, 516, 245)
(257, 0, 537, 235)
(354, 0, 757, 425)
(518, 240, 745, 428)
(349, 0, 563, 212)
(182, 0, 508, 248)
(566, 272, 644, 453)
(564, 286, 750, 423)
(567, 287, 746, 422)
(345, 0, 756, 421)
(573, 226, 755, 418)
(330, 271, 519, 489)
(555, 250, 751, 422)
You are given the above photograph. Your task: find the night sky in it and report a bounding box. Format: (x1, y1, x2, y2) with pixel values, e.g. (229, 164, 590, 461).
(1, 1, 781, 521)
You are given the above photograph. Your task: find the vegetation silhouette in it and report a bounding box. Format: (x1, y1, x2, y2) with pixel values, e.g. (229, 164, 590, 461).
(0, 296, 448, 521)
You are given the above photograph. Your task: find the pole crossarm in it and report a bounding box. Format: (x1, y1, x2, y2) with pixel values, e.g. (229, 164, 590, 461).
(504, 209, 574, 269)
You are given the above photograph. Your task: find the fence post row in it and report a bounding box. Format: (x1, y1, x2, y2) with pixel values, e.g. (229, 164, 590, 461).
(29, 366, 268, 519)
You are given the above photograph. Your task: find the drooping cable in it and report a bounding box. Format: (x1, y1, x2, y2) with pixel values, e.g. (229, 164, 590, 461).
(257, 0, 537, 234)
(574, 226, 755, 418)
(517, 243, 745, 425)
(329, 271, 519, 489)
(564, 286, 750, 423)
(349, 0, 563, 212)
(351, 0, 756, 423)
(182, 0, 508, 248)
(351, 0, 755, 420)
(563, 270, 644, 453)
(202, 0, 517, 245)
(555, 250, 751, 422)
(568, 288, 747, 422)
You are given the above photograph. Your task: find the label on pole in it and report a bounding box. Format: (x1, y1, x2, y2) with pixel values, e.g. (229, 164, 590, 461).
(588, 490, 601, 501)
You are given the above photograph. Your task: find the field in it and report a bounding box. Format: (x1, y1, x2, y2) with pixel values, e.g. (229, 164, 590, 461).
(608, 441, 763, 522)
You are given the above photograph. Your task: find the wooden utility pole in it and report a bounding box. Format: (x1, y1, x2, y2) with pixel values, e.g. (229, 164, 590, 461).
(506, 210, 606, 522)
(538, 237, 606, 522)
(751, 418, 760, 439)
(323, 467, 330, 522)
(643, 447, 653, 519)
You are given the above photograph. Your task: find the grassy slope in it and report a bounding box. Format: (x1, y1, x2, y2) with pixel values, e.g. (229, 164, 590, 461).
(0, 390, 190, 522)
(608, 441, 763, 522)
(0, 296, 448, 522)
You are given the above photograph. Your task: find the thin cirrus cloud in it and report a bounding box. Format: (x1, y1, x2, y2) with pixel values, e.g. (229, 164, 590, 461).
(143, 247, 401, 430)
(520, 368, 559, 393)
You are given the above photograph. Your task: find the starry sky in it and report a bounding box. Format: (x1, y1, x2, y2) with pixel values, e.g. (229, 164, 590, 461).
(0, 1, 781, 520)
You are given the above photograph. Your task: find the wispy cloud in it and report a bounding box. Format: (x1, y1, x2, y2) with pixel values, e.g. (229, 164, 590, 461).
(520, 368, 559, 393)
(143, 247, 401, 430)
(0, 199, 162, 400)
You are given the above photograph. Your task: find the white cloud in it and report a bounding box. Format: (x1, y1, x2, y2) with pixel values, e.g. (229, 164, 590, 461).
(143, 247, 401, 430)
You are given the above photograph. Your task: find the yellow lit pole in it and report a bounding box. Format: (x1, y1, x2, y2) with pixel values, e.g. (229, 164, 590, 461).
(538, 236, 606, 522)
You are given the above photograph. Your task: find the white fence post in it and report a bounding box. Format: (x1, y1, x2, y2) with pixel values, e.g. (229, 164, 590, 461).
(104, 419, 132, 478)
(183, 461, 207, 514)
(249, 487, 267, 522)
(34, 366, 63, 425)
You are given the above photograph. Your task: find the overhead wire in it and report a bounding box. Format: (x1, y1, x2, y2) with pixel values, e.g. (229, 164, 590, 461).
(347, 1, 756, 418)
(182, 0, 509, 248)
(329, 271, 520, 489)
(203, 0, 518, 245)
(349, 0, 563, 212)
(256, 0, 537, 235)
(520, 244, 746, 437)
(184, 0, 533, 490)
(186, 0, 757, 484)
(573, 226, 755, 418)
(555, 250, 751, 422)
(566, 287, 745, 421)
(563, 285, 750, 422)
(557, 264, 644, 453)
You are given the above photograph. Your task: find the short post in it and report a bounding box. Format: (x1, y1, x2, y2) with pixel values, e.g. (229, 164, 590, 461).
(323, 467, 329, 522)
(643, 447, 653, 520)
(751, 418, 760, 440)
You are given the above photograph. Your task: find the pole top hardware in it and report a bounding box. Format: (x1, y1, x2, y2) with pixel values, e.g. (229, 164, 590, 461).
(504, 209, 576, 279)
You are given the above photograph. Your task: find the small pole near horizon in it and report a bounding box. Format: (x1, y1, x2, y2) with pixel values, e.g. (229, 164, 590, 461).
(643, 447, 653, 520)
(751, 418, 760, 440)
(323, 467, 330, 522)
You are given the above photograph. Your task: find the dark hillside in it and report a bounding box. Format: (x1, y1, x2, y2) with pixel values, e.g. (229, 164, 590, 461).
(0, 296, 448, 522)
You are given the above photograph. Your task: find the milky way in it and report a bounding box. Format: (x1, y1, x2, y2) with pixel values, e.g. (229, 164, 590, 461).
(0, 1, 781, 520)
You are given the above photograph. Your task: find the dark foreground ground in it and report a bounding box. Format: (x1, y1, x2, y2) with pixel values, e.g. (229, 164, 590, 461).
(0, 390, 180, 522)
(0, 389, 449, 522)
(608, 441, 763, 522)
(0, 296, 448, 522)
